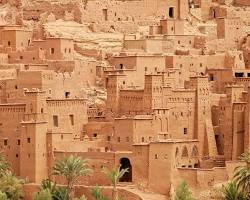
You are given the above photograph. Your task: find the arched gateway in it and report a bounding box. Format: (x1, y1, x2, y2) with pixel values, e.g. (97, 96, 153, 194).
(119, 157, 132, 182)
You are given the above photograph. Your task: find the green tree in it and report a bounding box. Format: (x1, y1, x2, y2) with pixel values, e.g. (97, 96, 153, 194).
(0, 154, 10, 177)
(175, 181, 195, 200)
(91, 186, 109, 200)
(234, 152, 250, 196)
(33, 189, 53, 200)
(0, 172, 24, 200)
(102, 165, 129, 200)
(53, 155, 92, 200)
(221, 181, 247, 200)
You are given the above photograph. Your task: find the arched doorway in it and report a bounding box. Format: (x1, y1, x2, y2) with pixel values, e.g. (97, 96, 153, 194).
(119, 158, 132, 182)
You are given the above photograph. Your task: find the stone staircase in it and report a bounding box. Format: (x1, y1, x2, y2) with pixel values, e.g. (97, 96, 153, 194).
(205, 119, 218, 157)
(213, 156, 226, 167)
(189, 8, 203, 25)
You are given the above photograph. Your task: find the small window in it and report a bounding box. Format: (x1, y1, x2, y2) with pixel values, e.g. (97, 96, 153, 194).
(69, 114, 74, 126)
(8, 41, 10, 46)
(117, 137, 121, 142)
(27, 138, 31, 143)
(107, 136, 111, 141)
(61, 134, 64, 140)
(103, 9, 108, 21)
(4, 139, 8, 146)
(145, 67, 147, 71)
(169, 7, 174, 18)
(65, 92, 70, 98)
(119, 64, 123, 69)
(209, 74, 214, 81)
(184, 128, 187, 135)
(41, 108, 44, 113)
(93, 133, 98, 138)
(16, 154, 18, 158)
(20, 56, 23, 60)
(235, 72, 244, 78)
(142, 137, 145, 142)
(239, 54, 242, 60)
(53, 115, 59, 127)
(17, 139, 20, 145)
(69, 48, 71, 53)
(64, 48, 67, 53)
(15, 85, 18, 89)
(50, 48, 55, 55)
(155, 154, 159, 159)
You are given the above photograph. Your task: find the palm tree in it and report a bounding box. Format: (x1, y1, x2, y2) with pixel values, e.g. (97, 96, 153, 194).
(175, 181, 195, 200)
(0, 172, 24, 200)
(221, 181, 247, 200)
(102, 165, 129, 200)
(233, 152, 250, 196)
(0, 154, 10, 177)
(53, 155, 92, 200)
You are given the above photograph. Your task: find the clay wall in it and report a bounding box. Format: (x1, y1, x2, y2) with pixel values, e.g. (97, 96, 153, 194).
(112, 118, 134, 151)
(74, 59, 97, 86)
(234, 0, 250, 6)
(162, 89, 196, 139)
(217, 17, 244, 48)
(132, 145, 150, 188)
(53, 151, 116, 185)
(133, 117, 155, 143)
(119, 89, 144, 114)
(225, 51, 245, 69)
(206, 69, 233, 93)
(0, 104, 25, 175)
(164, 35, 196, 49)
(160, 19, 184, 35)
(173, 167, 227, 191)
(46, 99, 87, 139)
(0, 29, 32, 51)
(148, 142, 173, 194)
(165, 55, 208, 85)
(8, 49, 43, 64)
(20, 120, 48, 183)
(32, 38, 74, 60)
